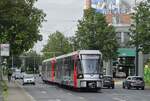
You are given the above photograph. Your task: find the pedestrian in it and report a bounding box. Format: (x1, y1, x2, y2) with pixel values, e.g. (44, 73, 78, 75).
(7, 68, 13, 82)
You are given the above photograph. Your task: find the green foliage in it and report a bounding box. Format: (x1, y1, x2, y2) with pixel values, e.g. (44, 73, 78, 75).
(68, 36, 78, 51)
(75, 8, 118, 60)
(130, 1, 150, 53)
(0, 80, 8, 101)
(144, 67, 150, 84)
(42, 31, 72, 59)
(0, 0, 45, 55)
(22, 50, 42, 73)
(6, 56, 22, 68)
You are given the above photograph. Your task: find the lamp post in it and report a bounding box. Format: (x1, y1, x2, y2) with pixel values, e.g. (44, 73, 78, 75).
(135, 45, 139, 76)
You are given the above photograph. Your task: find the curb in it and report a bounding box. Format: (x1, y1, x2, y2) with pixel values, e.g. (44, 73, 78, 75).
(15, 82, 36, 101)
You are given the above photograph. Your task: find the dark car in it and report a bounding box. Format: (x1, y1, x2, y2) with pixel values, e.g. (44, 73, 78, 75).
(102, 75, 115, 89)
(122, 76, 145, 90)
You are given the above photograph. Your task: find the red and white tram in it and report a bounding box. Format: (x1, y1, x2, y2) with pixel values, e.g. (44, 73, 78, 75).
(42, 50, 103, 91)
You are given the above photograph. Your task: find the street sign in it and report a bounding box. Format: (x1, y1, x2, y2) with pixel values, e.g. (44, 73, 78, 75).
(0, 44, 10, 56)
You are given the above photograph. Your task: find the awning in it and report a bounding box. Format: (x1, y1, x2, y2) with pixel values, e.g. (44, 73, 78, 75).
(118, 48, 136, 57)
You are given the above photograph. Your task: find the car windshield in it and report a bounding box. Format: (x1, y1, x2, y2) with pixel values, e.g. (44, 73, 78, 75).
(24, 75, 34, 78)
(132, 77, 143, 81)
(104, 76, 112, 80)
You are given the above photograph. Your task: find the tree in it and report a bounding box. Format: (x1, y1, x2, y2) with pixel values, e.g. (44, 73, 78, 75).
(68, 36, 78, 51)
(130, 0, 150, 53)
(22, 50, 43, 73)
(42, 31, 72, 59)
(0, 0, 45, 55)
(75, 8, 118, 60)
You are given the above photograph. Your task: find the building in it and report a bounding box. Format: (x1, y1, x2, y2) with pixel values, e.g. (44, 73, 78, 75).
(84, 0, 133, 47)
(83, 0, 145, 76)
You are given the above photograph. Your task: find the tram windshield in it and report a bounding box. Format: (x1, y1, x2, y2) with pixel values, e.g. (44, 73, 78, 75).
(81, 55, 100, 74)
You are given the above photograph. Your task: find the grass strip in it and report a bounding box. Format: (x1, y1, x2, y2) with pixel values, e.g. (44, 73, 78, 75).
(0, 81, 8, 101)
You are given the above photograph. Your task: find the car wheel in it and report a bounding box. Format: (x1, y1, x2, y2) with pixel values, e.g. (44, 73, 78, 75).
(123, 84, 125, 89)
(112, 86, 115, 89)
(127, 85, 131, 89)
(141, 86, 145, 90)
(136, 87, 139, 90)
(33, 83, 35, 85)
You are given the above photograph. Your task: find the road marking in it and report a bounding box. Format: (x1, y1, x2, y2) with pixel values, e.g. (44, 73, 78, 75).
(113, 97, 126, 101)
(48, 99, 61, 101)
(67, 93, 73, 96)
(78, 96, 85, 100)
(41, 91, 47, 94)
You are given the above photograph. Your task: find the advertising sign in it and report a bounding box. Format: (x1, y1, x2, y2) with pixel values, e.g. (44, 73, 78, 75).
(0, 44, 10, 56)
(91, 0, 118, 14)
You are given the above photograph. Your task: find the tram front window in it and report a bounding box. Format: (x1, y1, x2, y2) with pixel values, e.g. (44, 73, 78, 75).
(81, 55, 100, 74)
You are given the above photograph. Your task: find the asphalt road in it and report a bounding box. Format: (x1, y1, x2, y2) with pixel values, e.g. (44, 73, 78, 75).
(16, 77, 150, 101)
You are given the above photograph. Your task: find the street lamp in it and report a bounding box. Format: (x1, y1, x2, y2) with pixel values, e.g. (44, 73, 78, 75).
(135, 45, 139, 76)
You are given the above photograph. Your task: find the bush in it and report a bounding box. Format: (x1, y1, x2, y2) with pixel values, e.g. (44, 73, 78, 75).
(0, 81, 8, 101)
(144, 67, 150, 85)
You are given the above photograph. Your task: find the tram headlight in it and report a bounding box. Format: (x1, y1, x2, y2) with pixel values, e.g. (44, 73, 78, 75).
(99, 74, 103, 79)
(77, 74, 84, 79)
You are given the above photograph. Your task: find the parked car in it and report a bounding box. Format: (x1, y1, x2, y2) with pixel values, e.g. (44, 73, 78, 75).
(122, 76, 145, 90)
(14, 72, 23, 80)
(22, 74, 35, 85)
(102, 75, 115, 89)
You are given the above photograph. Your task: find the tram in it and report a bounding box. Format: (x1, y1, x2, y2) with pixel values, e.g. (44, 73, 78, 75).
(42, 50, 103, 91)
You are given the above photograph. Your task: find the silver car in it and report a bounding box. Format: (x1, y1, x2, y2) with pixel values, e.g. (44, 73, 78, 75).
(22, 74, 35, 85)
(122, 76, 145, 90)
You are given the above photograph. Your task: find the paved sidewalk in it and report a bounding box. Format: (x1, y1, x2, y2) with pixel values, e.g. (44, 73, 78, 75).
(7, 81, 35, 101)
(0, 81, 3, 101)
(0, 91, 3, 101)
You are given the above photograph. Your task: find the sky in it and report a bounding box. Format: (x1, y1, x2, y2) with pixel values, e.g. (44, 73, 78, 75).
(33, 0, 84, 53)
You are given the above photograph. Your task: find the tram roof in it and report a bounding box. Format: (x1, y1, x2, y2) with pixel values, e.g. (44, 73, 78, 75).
(43, 50, 101, 63)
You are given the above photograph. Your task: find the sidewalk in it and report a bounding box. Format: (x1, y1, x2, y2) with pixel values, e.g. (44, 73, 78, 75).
(7, 81, 35, 101)
(0, 89, 3, 101)
(0, 81, 4, 101)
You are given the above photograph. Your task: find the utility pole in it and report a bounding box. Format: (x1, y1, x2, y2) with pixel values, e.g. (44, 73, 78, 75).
(135, 45, 139, 76)
(34, 56, 35, 74)
(12, 55, 13, 68)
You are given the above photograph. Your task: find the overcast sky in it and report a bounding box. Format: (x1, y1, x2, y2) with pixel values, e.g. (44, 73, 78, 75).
(33, 0, 84, 53)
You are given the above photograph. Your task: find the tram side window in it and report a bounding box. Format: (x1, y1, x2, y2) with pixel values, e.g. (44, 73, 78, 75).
(57, 59, 62, 78)
(47, 62, 51, 71)
(77, 59, 82, 74)
(64, 57, 71, 77)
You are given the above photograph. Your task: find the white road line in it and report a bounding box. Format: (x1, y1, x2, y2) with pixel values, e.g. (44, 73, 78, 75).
(67, 93, 73, 96)
(48, 99, 61, 101)
(113, 97, 126, 101)
(78, 96, 85, 100)
(41, 91, 47, 94)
